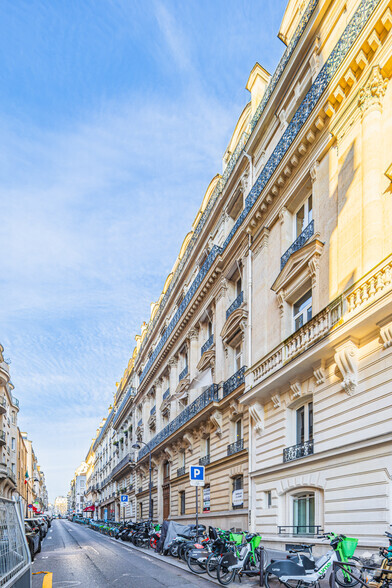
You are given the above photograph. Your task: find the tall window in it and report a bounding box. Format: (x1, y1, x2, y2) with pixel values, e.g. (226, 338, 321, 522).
(296, 402, 313, 445)
(139, 502, 143, 519)
(205, 437, 210, 457)
(234, 345, 242, 372)
(295, 194, 313, 238)
(293, 492, 315, 534)
(207, 321, 213, 338)
(181, 452, 185, 468)
(180, 491, 185, 515)
(235, 419, 242, 441)
(293, 290, 312, 331)
(236, 277, 242, 297)
(232, 476, 243, 510)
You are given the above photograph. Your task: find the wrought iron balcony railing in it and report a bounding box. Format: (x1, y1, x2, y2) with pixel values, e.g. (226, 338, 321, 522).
(201, 335, 214, 356)
(278, 525, 323, 536)
(223, 366, 246, 398)
(163, 388, 170, 400)
(0, 431, 5, 443)
(110, 453, 134, 479)
(138, 384, 219, 459)
(226, 291, 243, 320)
(281, 220, 314, 270)
(137, 418, 143, 427)
(150, 405, 156, 415)
(0, 397, 6, 409)
(199, 455, 210, 466)
(227, 438, 244, 456)
(138, 487, 143, 494)
(283, 439, 314, 463)
(177, 466, 186, 477)
(179, 365, 188, 381)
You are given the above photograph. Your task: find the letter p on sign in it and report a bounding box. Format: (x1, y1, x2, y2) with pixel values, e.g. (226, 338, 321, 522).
(189, 465, 205, 487)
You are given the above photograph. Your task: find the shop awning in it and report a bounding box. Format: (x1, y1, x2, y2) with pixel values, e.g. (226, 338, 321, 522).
(83, 505, 95, 512)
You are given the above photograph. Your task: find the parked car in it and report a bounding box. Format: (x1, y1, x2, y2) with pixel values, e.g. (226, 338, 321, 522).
(35, 517, 48, 535)
(25, 518, 46, 540)
(25, 522, 41, 561)
(41, 515, 51, 528)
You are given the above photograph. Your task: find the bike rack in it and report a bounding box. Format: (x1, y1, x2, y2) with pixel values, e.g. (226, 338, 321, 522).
(332, 560, 392, 588)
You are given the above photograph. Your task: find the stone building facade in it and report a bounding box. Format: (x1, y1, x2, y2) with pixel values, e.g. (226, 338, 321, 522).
(82, 0, 392, 548)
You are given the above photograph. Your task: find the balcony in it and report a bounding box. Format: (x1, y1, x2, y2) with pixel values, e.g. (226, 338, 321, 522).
(0, 431, 5, 446)
(110, 453, 134, 481)
(226, 291, 243, 320)
(163, 388, 170, 400)
(278, 525, 323, 536)
(138, 384, 219, 459)
(177, 466, 186, 477)
(11, 396, 19, 409)
(227, 438, 244, 456)
(281, 220, 314, 270)
(223, 366, 246, 398)
(0, 397, 6, 415)
(150, 405, 156, 416)
(178, 365, 188, 382)
(283, 439, 314, 463)
(199, 455, 210, 466)
(201, 335, 214, 356)
(138, 487, 143, 494)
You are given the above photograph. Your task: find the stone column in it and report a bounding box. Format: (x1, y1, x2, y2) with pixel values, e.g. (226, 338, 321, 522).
(279, 206, 292, 257)
(214, 279, 228, 384)
(359, 66, 388, 273)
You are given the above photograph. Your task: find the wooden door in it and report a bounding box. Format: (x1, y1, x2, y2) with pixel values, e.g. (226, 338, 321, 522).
(162, 461, 170, 520)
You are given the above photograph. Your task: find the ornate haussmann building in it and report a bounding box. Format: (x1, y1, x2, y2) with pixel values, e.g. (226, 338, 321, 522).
(83, 0, 392, 549)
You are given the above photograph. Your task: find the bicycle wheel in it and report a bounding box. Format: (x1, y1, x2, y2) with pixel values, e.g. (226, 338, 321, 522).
(264, 572, 300, 588)
(217, 560, 236, 585)
(332, 558, 363, 588)
(187, 552, 208, 574)
(206, 553, 220, 579)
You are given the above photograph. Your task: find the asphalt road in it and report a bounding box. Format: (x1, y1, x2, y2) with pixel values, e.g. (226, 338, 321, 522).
(32, 519, 217, 587)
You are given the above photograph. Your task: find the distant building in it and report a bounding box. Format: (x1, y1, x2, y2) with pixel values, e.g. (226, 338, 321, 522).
(54, 496, 68, 516)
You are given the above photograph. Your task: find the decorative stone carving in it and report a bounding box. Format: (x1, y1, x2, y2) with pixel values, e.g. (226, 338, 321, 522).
(271, 394, 281, 409)
(210, 410, 223, 437)
(313, 361, 326, 385)
(229, 399, 243, 421)
(182, 432, 194, 453)
(308, 257, 319, 287)
(187, 328, 199, 341)
(380, 322, 392, 349)
(216, 278, 228, 302)
(334, 340, 358, 396)
(290, 381, 302, 400)
(276, 290, 286, 318)
(310, 161, 319, 183)
(358, 66, 388, 112)
(249, 401, 264, 435)
(163, 446, 175, 462)
(240, 171, 250, 194)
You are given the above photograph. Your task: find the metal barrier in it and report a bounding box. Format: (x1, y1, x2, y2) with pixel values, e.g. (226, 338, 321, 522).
(0, 497, 31, 587)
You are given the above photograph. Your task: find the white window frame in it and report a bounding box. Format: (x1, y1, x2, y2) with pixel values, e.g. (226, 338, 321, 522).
(294, 194, 313, 239)
(234, 344, 242, 372)
(289, 400, 313, 446)
(293, 289, 312, 332)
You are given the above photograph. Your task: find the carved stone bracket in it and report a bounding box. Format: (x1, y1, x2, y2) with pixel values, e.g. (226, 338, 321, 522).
(289, 381, 302, 401)
(163, 446, 175, 463)
(182, 432, 194, 453)
(313, 360, 326, 385)
(380, 321, 392, 349)
(210, 410, 223, 437)
(334, 340, 359, 396)
(358, 66, 388, 113)
(229, 399, 244, 421)
(271, 394, 281, 409)
(249, 401, 264, 435)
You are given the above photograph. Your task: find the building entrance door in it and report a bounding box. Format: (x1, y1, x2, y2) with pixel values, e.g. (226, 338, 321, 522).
(162, 461, 170, 520)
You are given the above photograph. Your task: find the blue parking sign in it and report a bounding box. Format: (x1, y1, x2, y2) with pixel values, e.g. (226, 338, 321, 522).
(120, 495, 128, 503)
(189, 465, 205, 487)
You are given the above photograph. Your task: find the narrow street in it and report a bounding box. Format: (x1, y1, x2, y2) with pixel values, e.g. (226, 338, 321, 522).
(32, 519, 217, 587)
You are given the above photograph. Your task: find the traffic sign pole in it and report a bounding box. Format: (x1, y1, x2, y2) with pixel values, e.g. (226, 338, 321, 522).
(196, 486, 198, 537)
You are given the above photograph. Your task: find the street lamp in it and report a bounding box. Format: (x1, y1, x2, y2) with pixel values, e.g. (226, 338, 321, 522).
(132, 442, 153, 521)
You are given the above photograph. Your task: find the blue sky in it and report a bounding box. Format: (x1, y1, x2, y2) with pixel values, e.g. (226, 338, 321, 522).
(0, 0, 287, 500)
